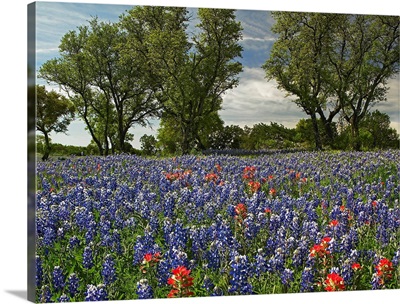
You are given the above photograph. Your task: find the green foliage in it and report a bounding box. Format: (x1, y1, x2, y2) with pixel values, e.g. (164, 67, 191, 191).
(140, 134, 159, 156)
(336, 110, 399, 150)
(264, 12, 399, 151)
(39, 16, 157, 155)
(121, 7, 243, 155)
(208, 124, 246, 150)
(295, 119, 338, 149)
(36, 85, 75, 160)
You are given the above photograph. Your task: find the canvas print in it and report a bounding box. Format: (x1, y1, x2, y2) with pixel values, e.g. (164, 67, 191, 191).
(27, 1, 400, 303)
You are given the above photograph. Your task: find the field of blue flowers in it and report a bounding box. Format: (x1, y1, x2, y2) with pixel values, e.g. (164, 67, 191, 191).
(35, 151, 400, 302)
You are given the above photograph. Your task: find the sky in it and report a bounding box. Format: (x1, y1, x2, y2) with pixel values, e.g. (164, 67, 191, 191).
(33, 1, 400, 149)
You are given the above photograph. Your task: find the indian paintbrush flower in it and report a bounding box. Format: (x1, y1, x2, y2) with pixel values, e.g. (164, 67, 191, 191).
(167, 266, 194, 298)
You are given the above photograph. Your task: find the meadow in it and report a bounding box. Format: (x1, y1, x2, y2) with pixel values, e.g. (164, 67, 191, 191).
(35, 151, 400, 302)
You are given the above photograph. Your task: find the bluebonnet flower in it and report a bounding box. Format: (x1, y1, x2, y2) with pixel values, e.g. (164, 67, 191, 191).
(52, 266, 65, 291)
(83, 245, 94, 269)
(168, 220, 189, 249)
(281, 268, 294, 286)
(36, 255, 43, 287)
(202, 276, 214, 293)
(43, 227, 56, 247)
(205, 241, 221, 270)
(136, 279, 153, 299)
(371, 273, 382, 290)
(244, 213, 258, 240)
(211, 286, 224, 296)
(392, 249, 400, 267)
(84, 284, 108, 301)
(268, 249, 285, 274)
(254, 248, 267, 277)
(40, 285, 52, 303)
(57, 294, 70, 302)
(292, 238, 309, 268)
(68, 273, 79, 298)
(133, 231, 161, 265)
(228, 255, 253, 295)
(189, 225, 208, 259)
(300, 266, 315, 292)
(170, 247, 189, 269)
(84, 220, 97, 244)
(341, 260, 353, 285)
(102, 254, 116, 286)
(69, 235, 80, 249)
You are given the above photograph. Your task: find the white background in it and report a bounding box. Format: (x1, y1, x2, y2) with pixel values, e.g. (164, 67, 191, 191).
(0, 1, 399, 303)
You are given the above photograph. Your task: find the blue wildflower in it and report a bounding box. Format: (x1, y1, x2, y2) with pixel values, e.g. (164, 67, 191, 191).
(57, 294, 70, 302)
(40, 285, 52, 303)
(83, 246, 94, 269)
(68, 273, 79, 298)
(84, 284, 108, 301)
(102, 254, 116, 286)
(52, 266, 65, 291)
(281, 268, 294, 286)
(36, 255, 43, 288)
(228, 255, 253, 295)
(136, 279, 153, 299)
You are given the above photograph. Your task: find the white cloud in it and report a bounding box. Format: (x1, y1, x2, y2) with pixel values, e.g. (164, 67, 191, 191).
(220, 67, 307, 128)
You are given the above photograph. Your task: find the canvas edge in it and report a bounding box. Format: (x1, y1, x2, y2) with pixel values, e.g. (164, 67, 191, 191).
(27, 2, 37, 302)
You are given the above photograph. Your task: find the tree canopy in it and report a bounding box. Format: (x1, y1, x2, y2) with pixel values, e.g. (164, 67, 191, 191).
(263, 12, 399, 151)
(36, 85, 75, 160)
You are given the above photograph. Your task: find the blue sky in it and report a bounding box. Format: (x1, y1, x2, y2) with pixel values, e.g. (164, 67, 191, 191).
(34, 1, 399, 148)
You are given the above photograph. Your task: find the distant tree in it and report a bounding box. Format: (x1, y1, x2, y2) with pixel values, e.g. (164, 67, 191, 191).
(36, 85, 75, 160)
(359, 110, 399, 149)
(295, 118, 338, 149)
(241, 122, 296, 150)
(208, 124, 245, 150)
(140, 134, 159, 156)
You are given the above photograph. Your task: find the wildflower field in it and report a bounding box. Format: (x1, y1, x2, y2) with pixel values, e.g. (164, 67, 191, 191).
(35, 151, 400, 302)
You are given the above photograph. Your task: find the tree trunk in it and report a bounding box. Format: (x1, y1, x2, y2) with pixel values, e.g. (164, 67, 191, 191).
(350, 116, 361, 151)
(42, 132, 51, 161)
(310, 112, 322, 150)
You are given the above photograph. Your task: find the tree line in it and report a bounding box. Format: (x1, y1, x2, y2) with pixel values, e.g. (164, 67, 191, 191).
(36, 7, 399, 159)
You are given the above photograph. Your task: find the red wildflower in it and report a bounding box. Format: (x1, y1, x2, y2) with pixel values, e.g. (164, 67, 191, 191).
(205, 173, 218, 183)
(375, 258, 393, 280)
(167, 266, 194, 298)
(234, 203, 247, 223)
(215, 164, 222, 172)
(351, 263, 361, 271)
(310, 237, 331, 258)
(329, 219, 339, 227)
(242, 166, 256, 180)
(310, 244, 330, 258)
(264, 208, 272, 214)
(321, 237, 331, 247)
(140, 252, 161, 273)
(324, 273, 345, 291)
(143, 253, 152, 263)
(269, 188, 277, 196)
(248, 181, 261, 193)
(372, 200, 378, 208)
